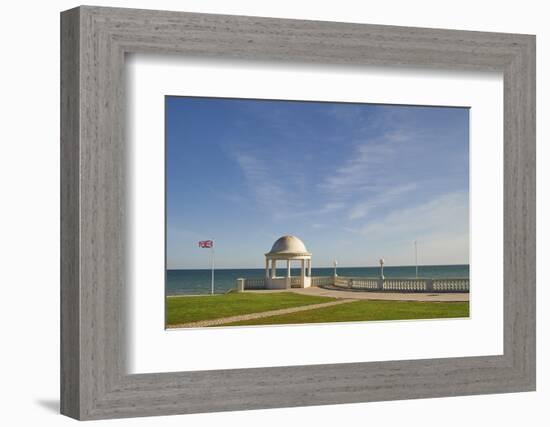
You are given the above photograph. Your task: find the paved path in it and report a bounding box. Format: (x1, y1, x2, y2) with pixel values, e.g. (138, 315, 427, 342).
(167, 298, 355, 329)
(245, 286, 469, 302)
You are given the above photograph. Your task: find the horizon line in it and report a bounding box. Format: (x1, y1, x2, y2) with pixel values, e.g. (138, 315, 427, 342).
(167, 263, 470, 271)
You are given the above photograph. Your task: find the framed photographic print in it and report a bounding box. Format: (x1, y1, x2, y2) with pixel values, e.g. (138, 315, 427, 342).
(61, 5, 535, 420)
(164, 97, 471, 331)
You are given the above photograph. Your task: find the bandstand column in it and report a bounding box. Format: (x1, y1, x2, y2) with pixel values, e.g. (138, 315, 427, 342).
(301, 259, 306, 286)
(265, 258, 269, 278)
(271, 259, 276, 278)
(287, 259, 291, 277)
(307, 259, 312, 276)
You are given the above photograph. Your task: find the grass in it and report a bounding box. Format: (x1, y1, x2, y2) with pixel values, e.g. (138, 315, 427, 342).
(223, 300, 469, 326)
(166, 292, 336, 325)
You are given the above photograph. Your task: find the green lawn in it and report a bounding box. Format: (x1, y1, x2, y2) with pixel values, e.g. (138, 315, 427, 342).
(224, 300, 469, 326)
(166, 292, 336, 326)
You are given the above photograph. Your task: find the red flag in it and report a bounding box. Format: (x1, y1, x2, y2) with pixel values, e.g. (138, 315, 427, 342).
(198, 240, 213, 248)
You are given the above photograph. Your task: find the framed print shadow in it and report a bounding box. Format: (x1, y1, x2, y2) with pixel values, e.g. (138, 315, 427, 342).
(61, 6, 536, 420)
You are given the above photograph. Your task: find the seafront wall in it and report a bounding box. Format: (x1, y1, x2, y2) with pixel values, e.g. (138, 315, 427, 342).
(237, 276, 470, 293)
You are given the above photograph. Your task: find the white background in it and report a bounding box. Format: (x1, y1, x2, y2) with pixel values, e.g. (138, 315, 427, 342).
(0, 0, 547, 426)
(128, 57, 503, 373)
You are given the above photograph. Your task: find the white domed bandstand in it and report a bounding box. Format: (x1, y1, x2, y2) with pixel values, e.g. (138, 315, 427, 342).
(265, 235, 312, 289)
(235, 235, 470, 296)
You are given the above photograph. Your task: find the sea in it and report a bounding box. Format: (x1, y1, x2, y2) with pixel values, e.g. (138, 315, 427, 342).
(166, 265, 469, 296)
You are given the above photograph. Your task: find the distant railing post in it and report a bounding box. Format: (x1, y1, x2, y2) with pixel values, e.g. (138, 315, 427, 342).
(236, 278, 245, 292)
(377, 279, 384, 291)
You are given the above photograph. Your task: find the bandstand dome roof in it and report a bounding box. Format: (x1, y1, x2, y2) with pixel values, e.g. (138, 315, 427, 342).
(266, 235, 311, 257)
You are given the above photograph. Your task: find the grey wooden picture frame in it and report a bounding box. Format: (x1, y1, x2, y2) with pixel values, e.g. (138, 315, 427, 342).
(60, 5, 536, 421)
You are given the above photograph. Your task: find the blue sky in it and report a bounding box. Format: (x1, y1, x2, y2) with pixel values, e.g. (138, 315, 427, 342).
(166, 96, 469, 269)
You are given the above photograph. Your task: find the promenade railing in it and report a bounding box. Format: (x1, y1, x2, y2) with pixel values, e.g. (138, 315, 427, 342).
(239, 276, 469, 293)
(240, 277, 266, 290)
(310, 276, 333, 287)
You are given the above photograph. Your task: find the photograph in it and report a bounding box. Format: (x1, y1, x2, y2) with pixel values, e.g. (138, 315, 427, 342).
(165, 96, 470, 329)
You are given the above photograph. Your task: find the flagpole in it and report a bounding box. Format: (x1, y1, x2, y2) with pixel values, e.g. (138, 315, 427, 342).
(211, 243, 215, 295)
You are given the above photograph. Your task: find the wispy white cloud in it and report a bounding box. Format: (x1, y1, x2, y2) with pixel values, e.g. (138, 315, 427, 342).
(232, 146, 352, 221)
(232, 124, 424, 227)
(233, 152, 290, 214)
(318, 130, 413, 196)
(340, 191, 469, 265)
(356, 191, 468, 237)
(348, 183, 417, 220)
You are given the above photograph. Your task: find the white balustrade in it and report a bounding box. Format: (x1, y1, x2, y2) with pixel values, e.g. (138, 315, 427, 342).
(432, 279, 469, 292)
(350, 278, 379, 290)
(238, 276, 469, 292)
(242, 277, 267, 290)
(310, 276, 333, 287)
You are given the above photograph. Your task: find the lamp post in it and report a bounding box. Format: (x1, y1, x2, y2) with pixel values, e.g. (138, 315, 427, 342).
(379, 258, 385, 279)
(333, 260, 338, 277)
(414, 240, 418, 279)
